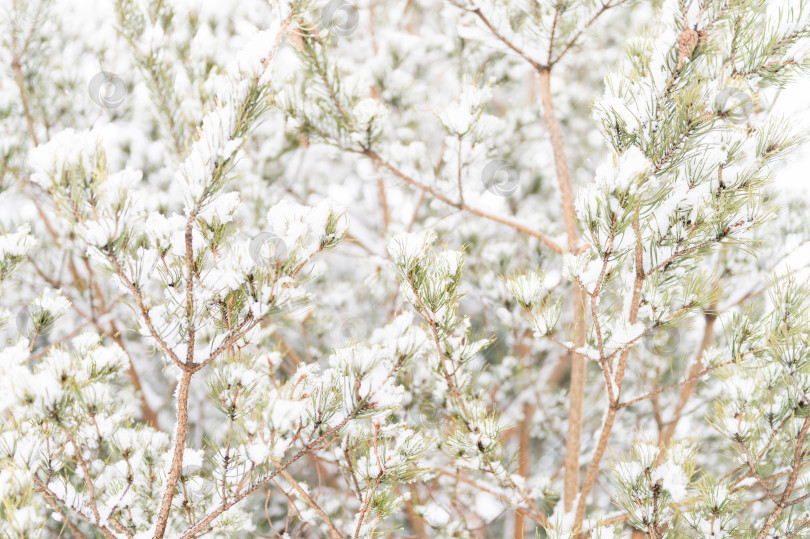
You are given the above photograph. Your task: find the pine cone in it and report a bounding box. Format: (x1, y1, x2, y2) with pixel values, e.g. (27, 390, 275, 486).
(677, 28, 699, 70)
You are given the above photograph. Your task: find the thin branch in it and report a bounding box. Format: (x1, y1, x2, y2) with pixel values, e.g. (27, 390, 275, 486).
(361, 148, 563, 253)
(549, 1, 630, 67)
(756, 412, 810, 538)
(463, 2, 546, 72)
(277, 467, 343, 539)
(573, 209, 645, 529)
(10, 37, 39, 145)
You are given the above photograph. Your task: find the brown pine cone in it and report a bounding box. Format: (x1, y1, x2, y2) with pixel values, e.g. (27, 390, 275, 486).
(677, 27, 699, 70)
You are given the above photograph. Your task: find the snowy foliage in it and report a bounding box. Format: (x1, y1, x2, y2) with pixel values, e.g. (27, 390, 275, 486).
(2, 0, 810, 537)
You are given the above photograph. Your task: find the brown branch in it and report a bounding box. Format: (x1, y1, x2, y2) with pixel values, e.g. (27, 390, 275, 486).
(755, 412, 810, 538)
(184, 213, 197, 366)
(377, 178, 390, 230)
(536, 64, 586, 513)
(739, 442, 782, 505)
(547, 2, 562, 66)
(107, 321, 160, 429)
(106, 248, 182, 367)
(410, 279, 471, 419)
(537, 68, 577, 250)
(573, 209, 644, 529)
(153, 369, 193, 539)
(514, 402, 533, 537)
(619, 358, 732, 409)
(33, 477, 126, 539)
(549, 1, 630, 67)
(361, 149, 564, 254)
(177, 351, 408, 539)
(353, 474, 384, 539)
(433, 468, 549, 527)
(657, 307, 717, 447)
(403, 485, 429, 539)
(277, 467, 342, 539)
(56, 430, 118, 539)
(178, 408, 356, 538)
(465, 3, 546, 72)
(10, 38, 39, 145)
(34, 480, 89, 539)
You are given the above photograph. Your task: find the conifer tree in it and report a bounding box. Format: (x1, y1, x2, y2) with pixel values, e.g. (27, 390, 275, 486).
(2, 0, 810, 537)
